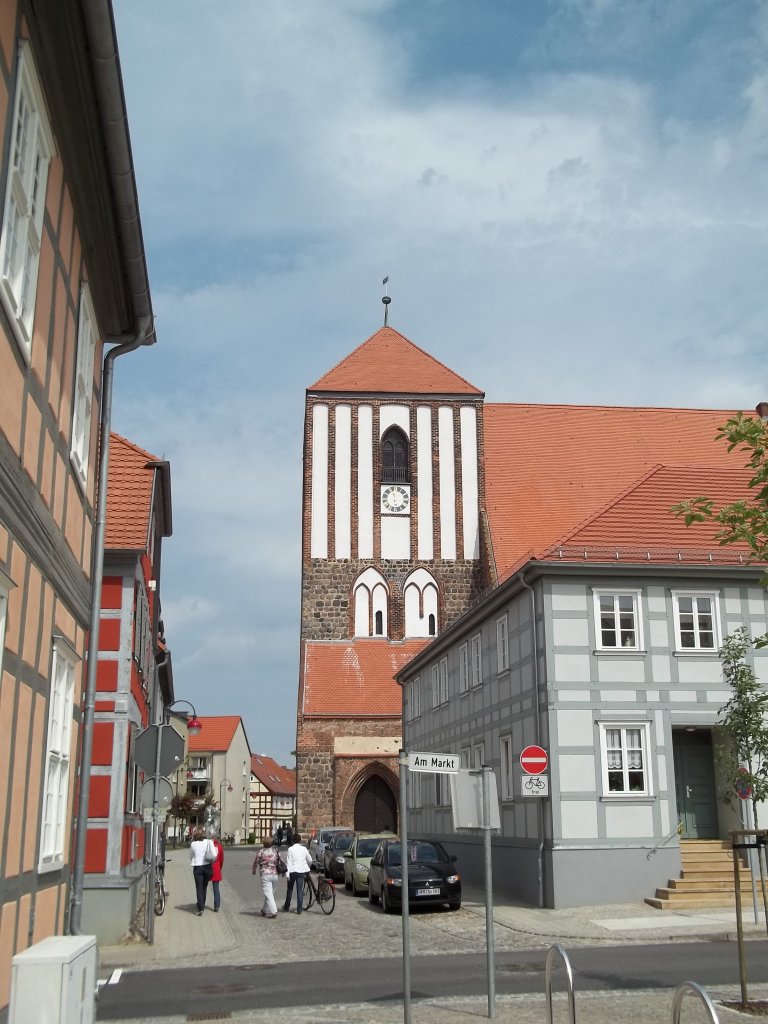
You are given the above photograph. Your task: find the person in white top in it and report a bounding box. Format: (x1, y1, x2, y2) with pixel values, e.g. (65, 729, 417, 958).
(189, 826, 216, 915)
(282, 833, 313, 914)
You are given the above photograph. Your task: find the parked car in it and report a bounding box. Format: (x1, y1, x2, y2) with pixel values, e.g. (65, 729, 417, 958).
(367, 838, 461, 913)
(309, 826, 352, 869)
(323, 831, 356, 880)
(343, 832, 396, 895)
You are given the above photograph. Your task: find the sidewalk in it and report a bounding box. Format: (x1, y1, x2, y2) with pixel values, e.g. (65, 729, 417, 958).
(96, 854, 768, 1023)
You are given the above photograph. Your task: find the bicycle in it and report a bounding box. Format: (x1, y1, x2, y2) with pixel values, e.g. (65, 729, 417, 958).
(304, 870, 336, 914)
(154, 858, 167, 916)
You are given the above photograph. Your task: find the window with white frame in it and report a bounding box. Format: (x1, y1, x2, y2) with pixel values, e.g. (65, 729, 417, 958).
(435, 772, 449, 806)
(470, 633, 482, 687)
(593, 590, 643, 650)
(0, 43, 54, 358)
(458, 642, 469, 693)
(500, 736, 514, 800)
(439, 657, 448, 704)
(406, 677, 421, 720)
(496, 615, 509, 672)
(71, 284, 98, 486)
(472, 743, 485, 769)
(599, 723, 651, 796)
(409, 770, 422, 808)
(672, 592, 719, 651)
(460, 747, 471, 768)
(39, 638, 77, 869)
(431, 664, 440, 708)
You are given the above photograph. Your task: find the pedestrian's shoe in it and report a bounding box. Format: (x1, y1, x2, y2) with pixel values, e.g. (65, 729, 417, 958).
(266, 913, 277, 919)
(196, 910, 203, 916)
(260, 909, 266, 917)
(214, 908, 219, 913)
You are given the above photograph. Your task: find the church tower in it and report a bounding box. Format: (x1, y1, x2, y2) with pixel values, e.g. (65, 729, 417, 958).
(296, 326, 488, 832)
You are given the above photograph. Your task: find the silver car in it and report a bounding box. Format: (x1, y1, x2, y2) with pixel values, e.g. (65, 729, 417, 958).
(309, 826, 351, 869)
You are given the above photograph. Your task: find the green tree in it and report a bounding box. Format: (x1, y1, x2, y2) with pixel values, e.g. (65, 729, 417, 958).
(717, 629, 768, 827)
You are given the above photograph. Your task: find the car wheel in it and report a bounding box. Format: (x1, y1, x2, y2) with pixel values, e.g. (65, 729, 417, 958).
(448, 901, 461, 911)
(368, 883, 379, 906)
(382, 887, 392, 914)
(344, 876, 352, 891)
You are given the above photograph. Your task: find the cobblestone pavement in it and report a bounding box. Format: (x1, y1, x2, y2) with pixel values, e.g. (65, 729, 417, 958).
(97, 849, 768, 1023)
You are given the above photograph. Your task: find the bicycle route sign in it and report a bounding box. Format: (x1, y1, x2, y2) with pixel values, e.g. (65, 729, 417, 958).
(521, 774, 550, 798)
(520, 745, 548, 775)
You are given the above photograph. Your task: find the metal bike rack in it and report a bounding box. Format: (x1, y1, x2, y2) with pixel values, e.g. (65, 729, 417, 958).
(671, 982, 720, 1024)
(545, 944, 576, 1024)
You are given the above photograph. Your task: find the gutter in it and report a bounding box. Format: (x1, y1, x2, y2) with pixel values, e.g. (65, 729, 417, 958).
(519, 571, 545, 910)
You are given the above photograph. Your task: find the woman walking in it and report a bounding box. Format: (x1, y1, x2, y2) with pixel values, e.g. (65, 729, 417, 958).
(211, 835, 225, 912)
(189, 826, 215, 915)
(253, 836, 281, 918)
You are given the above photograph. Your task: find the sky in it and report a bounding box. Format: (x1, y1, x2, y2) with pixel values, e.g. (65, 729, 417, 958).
(111, 0, 768, 766)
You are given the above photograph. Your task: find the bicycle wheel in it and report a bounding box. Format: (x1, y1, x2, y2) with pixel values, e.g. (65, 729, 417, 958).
(154, 879, 166, 916)
(303, 876, 315, 909)
(317, 877, 336, 915)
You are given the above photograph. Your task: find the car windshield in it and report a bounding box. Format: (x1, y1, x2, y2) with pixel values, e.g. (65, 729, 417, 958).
(356, 838, 381, 857)
(386, 841, 446, 866)
(319, 830, 340, 843)
(333, 834, 354, 851)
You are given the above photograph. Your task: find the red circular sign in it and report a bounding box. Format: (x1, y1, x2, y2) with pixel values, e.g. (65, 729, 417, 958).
(520, 745, 548, 775)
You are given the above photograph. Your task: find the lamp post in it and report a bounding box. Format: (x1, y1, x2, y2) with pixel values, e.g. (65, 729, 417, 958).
(146, 700, 202, 942)
(219, 779, 233, 838)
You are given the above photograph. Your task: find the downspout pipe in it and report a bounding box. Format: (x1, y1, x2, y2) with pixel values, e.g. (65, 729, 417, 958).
(70, 316, 153, 934)
(519, 571, 545, 909)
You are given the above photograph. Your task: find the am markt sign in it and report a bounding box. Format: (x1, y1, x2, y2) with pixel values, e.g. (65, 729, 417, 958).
(407, 751, 460, 774)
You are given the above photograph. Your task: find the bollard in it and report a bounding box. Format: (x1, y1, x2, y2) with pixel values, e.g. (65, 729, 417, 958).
(671, 981, 720, 1024)
(545, 944, 576, 1024)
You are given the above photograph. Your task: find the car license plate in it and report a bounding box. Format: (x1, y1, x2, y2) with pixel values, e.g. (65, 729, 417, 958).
(416, 887, 440, 896)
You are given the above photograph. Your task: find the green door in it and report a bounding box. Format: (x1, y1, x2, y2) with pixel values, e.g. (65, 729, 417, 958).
(673, 731, 719, 838)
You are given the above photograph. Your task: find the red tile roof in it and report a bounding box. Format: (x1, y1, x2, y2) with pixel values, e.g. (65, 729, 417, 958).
(309, 327, 482, 396)
(484, 404, 755, 580)
(188, 716, 243, 753)
(547, 465, 753, 563)
(105, 433, 161, 549)
(251, 755, 296, 795)
(302, 639, 430, 716)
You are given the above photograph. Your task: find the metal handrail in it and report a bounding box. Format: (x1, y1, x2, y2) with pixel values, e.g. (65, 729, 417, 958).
(671, 982, 719, 1024)
(647, 821, 683, 860)
(545, 944, 576, 1024)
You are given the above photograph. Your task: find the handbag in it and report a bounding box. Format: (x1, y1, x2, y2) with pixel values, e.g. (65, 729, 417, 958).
(275, 850, 287, 875)
(203, 839, 216, 864)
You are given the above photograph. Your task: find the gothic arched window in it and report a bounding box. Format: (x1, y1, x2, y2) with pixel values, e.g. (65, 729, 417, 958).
(403, 568, 439, 638)
(353, 568, 389, 637)
(381, 427, 409, 483)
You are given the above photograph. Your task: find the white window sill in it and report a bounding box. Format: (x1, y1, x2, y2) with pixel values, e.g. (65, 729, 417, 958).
(673, 650, 719, 658)
(38, 857, 65, 874)
(600, 794, 654, 803)
(594, 649, 647, 657)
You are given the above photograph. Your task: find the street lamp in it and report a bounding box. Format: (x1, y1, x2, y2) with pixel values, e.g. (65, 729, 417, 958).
(219, 779, 233, 838)
(147, 699, 202, 943)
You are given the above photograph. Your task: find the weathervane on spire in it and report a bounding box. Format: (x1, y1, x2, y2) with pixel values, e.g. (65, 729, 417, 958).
(382, 276, 391, 326)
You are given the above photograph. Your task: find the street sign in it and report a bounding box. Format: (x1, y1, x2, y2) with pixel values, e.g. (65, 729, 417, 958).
(407, 751, 460, 774)
(520, 744, 548, 775)
(736, 767, 752, 801)
(134, 724, 186, 777)
(140, 777, 174, 811)
(521, 773, 549, 798)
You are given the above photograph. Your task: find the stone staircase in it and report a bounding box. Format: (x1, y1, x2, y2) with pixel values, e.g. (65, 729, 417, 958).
(645, 839, 754, 910)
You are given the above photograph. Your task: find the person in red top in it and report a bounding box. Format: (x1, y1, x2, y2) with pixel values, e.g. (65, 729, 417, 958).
(211, 836, 225, 912)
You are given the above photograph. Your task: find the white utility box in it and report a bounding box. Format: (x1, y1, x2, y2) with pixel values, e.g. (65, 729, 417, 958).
(9, 935, 97, 1023)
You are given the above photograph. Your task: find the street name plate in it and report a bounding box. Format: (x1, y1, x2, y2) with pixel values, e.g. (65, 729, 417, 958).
(407, 751, 460, 774)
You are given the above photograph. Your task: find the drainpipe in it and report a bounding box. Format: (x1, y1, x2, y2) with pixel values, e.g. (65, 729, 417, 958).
(519, 571, 545, 909)
(70, 317, 153, 934)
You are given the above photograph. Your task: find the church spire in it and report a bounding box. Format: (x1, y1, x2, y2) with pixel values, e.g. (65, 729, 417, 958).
(382, 276, 391, 326)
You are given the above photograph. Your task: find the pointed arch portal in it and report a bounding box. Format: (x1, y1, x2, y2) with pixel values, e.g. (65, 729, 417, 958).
(354, 774, 398, 833)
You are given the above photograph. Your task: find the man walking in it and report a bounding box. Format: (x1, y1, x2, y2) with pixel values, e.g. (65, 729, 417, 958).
(283, 832, 312, 914)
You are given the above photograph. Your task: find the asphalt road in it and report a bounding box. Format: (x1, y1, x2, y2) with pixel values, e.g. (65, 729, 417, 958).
(96, 940, 768, 1020)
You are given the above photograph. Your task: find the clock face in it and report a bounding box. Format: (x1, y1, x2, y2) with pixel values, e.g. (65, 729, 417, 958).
(381, 485, 410, 514)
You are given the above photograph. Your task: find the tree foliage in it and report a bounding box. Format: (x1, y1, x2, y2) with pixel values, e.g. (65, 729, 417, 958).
(717, 628, 768, 827)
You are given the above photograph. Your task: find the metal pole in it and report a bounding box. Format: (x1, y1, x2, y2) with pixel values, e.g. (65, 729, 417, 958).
(146, 718, 164, 944)
(744, 799, 759, 924)
(399, 750, 411, 1024)
(482, 765, 496, 1018)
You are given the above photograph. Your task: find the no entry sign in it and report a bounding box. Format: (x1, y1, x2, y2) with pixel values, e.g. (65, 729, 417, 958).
(520, 745, 548, 775)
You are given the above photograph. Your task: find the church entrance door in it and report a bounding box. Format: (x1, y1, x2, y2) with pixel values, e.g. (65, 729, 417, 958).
(354, 775, 397, 833)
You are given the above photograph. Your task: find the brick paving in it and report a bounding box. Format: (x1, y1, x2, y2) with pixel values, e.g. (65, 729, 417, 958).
(97, 849, 768, 1023)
